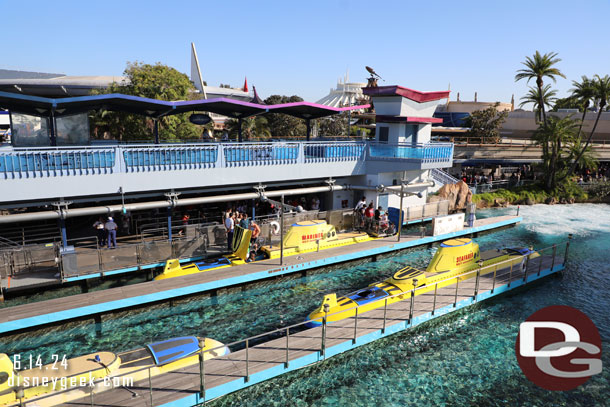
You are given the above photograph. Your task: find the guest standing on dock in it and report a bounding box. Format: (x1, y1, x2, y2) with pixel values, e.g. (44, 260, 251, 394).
(225, 212, 235, 251)
(93, 217, 106, 247)
(105, 217, 118, 249)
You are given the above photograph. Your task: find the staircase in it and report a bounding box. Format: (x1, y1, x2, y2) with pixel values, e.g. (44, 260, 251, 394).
(430, 168, 460, 191)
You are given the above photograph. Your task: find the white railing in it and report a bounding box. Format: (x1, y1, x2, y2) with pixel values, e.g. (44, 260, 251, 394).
(0, 140, 453, 179)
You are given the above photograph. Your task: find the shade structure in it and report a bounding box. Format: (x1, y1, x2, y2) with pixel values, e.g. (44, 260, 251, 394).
(267, 101, 369, 120)
(0, 91, 370, 142)
(0, 91, 180, 117)
(172, 98, 266, 118)
(0, 91, 368, 120)
(266, 102, 370, 140)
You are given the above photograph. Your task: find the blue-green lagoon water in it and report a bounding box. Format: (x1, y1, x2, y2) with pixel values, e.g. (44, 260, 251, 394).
(1, 203, 609, 406)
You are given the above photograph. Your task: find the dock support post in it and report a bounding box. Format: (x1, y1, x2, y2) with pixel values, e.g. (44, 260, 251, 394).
(397, 183, 404, 242)
(382, 298, 388, 333)
(280, 195, 284, 266)
(199, 340, 205, 401)
(432, 283, 438, 315)
(59, 217, 68, 249)
(453, 277, 459, 307)
(408, 279, 417, 325)
(523, 256, 530, 282)
(491, 265, 498, 293)
(167, 207, 173, 242)
(474, 268, 481, 299)
(563, 234, 572, 267)
(94, 315, 102, 337)
(352, 307, 359, 344)
(321, 304, 329, 359)
(285, 327, 290, 368)
(537, 249, 543, 276)
(245, 338, 250, 382)
(550, 244, 557, 271)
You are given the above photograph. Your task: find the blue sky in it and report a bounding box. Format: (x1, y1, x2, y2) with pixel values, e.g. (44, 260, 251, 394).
(3, 0, 609, 104)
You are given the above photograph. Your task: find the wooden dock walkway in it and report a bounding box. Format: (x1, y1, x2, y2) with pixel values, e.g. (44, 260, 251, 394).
(0, 216, 520, 334)
(22, 244, 567, 407)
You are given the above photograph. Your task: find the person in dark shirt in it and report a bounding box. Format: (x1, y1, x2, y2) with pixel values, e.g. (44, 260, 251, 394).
(374, 206, 382, 232)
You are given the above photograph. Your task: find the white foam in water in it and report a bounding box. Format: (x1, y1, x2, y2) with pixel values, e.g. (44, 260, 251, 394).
(491, 203, 610, 238)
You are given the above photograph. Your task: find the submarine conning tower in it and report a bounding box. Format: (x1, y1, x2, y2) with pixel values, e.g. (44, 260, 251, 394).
(427, 238, 480, 273)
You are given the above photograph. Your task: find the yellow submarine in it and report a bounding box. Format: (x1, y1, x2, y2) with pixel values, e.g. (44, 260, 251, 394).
(155, 220, 374, 280)
(0, 336, 228, 406)
(154, 226, 253, 280)
(260, 220, 373, 259)
(306, 238, 539, 327)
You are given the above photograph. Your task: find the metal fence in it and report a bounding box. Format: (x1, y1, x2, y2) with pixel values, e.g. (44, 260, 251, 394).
(59, 224, 225, 278)
(0, 243, 57, 278)
(23, 241, 568, 407)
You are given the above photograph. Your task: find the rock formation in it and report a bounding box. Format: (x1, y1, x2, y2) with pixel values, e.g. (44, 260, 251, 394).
(432, 181, 473, 211)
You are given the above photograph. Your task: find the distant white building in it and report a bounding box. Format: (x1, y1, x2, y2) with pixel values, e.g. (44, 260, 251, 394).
(316, 72, 367, 108)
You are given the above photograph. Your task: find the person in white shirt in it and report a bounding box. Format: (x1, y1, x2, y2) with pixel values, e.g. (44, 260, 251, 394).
(225, 212, 235, 251)
(310, 196, 320, 211)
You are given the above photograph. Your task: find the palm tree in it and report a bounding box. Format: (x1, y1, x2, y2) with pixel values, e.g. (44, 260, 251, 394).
(519, 85, 557, 122)
(515, 51, 566, 125)
(569, 75, 595, 137)
(568, 74, 610, 175)
(533, 115, 579, 190)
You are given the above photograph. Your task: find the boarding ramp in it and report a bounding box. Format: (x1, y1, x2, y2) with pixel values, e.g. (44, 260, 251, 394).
(58, 223, 224, 279)
(0, 222, 228, 288)
(0, 243, 57, 278)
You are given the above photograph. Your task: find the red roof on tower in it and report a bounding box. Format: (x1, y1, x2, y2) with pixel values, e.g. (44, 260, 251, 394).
(363, 85, 450, 103)
(243, 77, 249, 93)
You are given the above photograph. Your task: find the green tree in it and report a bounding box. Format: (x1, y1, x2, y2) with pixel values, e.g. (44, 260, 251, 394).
(318, 114, 348, 138)
(515, 51, 566, 125)
(264, 95, 306, 139)
(90, 62, 201, 142)
(568, 74, 610, 176)
(463, 103, 509, 143)
(569, 75, 595, 136)
(533, 116, 582, 190)
(224, 116, 271, 140)
(519, 85, 557, 122)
